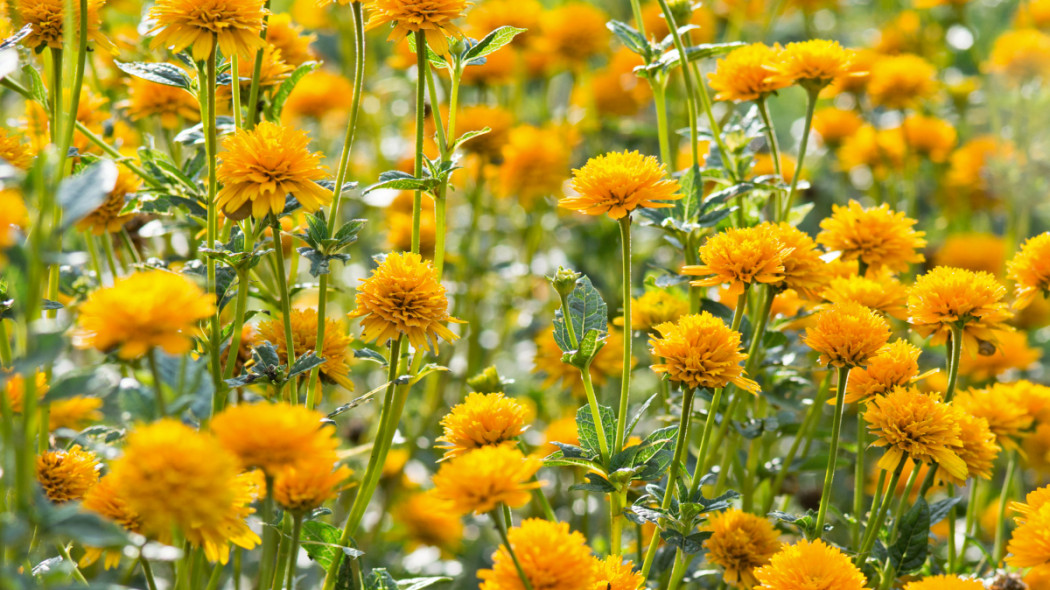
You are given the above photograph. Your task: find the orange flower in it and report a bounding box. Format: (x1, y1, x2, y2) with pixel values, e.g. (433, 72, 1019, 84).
(561, 151, 680, 220)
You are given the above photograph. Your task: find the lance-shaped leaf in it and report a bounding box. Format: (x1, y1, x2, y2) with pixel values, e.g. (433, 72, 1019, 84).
(115, 60, 194, 90)
(462, 26, 526, 64)
(890, 497, 930, 575)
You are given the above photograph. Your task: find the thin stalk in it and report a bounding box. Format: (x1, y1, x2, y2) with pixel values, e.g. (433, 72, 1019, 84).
(283, 514, 303, 590)
(853, 412, 866, 547)
(947, 485, 957, 573)
(652, 79, 673, 167)
(764, 372, 831, 514)
(140, 557, 160, 590)
(56, 542, 88, 585)
(780, 87, 819, 221)
(222, 266, 251, 382)
(270, 218, 297, 401)
(558, 288, 610, 464)
(993, 451, 1017, 564)
(244, 1, 272, 128)
(654, 0, 701, 169)
(814, 366, 850, 536)
(203, 44, 224, 396)
(490, 508, 534, 590)
(755, 97, 784, 214)
(57, 0, 89, 164)
(231, 54, 243, 128)
(101, 234, 122, 277)
(411, 30, 427, 254)
(640, 387, 696, 580)
(257, 476, 278, 590)
(614, 216, 633, 454)
(119, 228, 143, 265)
(856, 462, 906, 565)
(148, 349, 167, 417)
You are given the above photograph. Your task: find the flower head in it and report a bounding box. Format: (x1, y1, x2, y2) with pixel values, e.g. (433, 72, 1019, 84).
(432, 444, 542, 515)
(258, 308, 356, 391)
(804, 301, 890, 368)
(938, 410, 999, 485)
(1007, 487, 1050, 572)
(436, 392, 528, 459)
(50, 397, 105, 431)
(1009, 232, 1050, 310)
(266, 13, 316, 66)
(364, 0, 470, 55)
(864, 387, 967, 481)
(75, 166, 140, 235)
(349, 252, 461, 353)
(36, 445, 100, 503)
(479, 518, 596, 590)
(0, 128, 34, 170)
(393, 490, 463, 552)
(107, 420, 260, 563)
(273, 460, 352, 514)
(561, 151, 680, 220)
(707, 43, 790, 102)
(765, 40, 855, 90)
(817, 201, 926, 274)
(18, 0, 110, 51)
(80, 476, 143, 569)
(903, 576, 986, 590)
(703, 509, 782, 588)
(754, 539, 866, 590)
(867, 53, 938, 109)
(216, 121, 331, 220)
(283, 70, 355, 123)
(843, 339, 921, 403)
(497, 125, 572, 209)
(907, 266, 1013, 350)
(933, 232, 1005, 276)
(763, 222, 829, 299)
(987, 29, 1050, 82)
(822, 273, 908, 319)
(682, 225, 790, 291)
(954, 384, 1033, 451)
(649, 312, 760, 393)
(903, 115, 957, 163)
(813, 107, 864, 146)
(211, 402, 339, 475)
(456, 105, 513, 160)
(148, 0, 267, 60)
(623, 289, 689, 332)
(540, 2, 610, 67)
(73, 270, 216, 360)
(591, 556, 644, 590)
(125, 77, 199, 129)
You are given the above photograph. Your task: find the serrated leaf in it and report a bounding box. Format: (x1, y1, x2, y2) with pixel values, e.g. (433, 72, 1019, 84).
(288, 352, 326, 378)
(452, 127, 490, 151)
(658, 41, 746, 70)
(576, 403, 615, 459)
(300, 521, 363, 570)
(562, 328, 607, 369)
(267, 61, 320, 121)
(365, 170, 439, 193)
(625, 393, 659, 441)
(544, 455, 605, 472)
(607, 20, 649, 58)
(570, 472, 617, 493)
(115, 60, 194, 90)
(462, 26, 526, 64)
(890, 497, 930, 575)
(553, 276, 608, 353)
(660, 530, 711, 554)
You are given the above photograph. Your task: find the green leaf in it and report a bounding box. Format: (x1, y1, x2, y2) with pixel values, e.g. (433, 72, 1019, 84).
(660, 530, 711, 554)
(366, 569, 400, 590)
(300, 521, 363, 570)
(43, 367, 119, 402)
(21, 62, 48, 104)
(929, 497, 963, 525)
(676, 164, 703, 222)
(607, 21, 649, 58)
(562, 328, 607, 369)
(267, 61, 320, 122)
(288, 352, 326, 378)
(576, 403, 615, 460)
(40, 507, 128, 548)
(890, 497, 930, 575)
(570, 472, 617, 493)
(658, 41, 746, 70)
(114, 60, 194, 90)
(624, 393, 659, 441)
(59, 160, 119, 229)
(399, 578, 453, 590)
(352, 348, 388, 365)
(463, 26, 527, 64)
(365, 170, 440, 193)
(553, 275, 608, 353)
(406, 34, 448, 67)
(451, 127, 490, 151)
(543, 455, 605, 472)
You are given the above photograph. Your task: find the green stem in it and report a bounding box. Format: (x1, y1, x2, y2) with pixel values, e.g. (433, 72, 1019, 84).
(814, 366, 849, 536)
(305, 273, 328, 410)
(640, 387, 696, 580)
(257, 476, 278, 590)
(614, 216, 633, 454)
(119, 228, 143, 265)
(853, 411, 866, 547)
(148, 349, 167, 418)
(411, 30, 427, 255)
(231, 54, 243, 128)
(56, 542, 88, 585)
(654, 0, 701, 170)
(490, 508, 534, 590)
(764, 372, 831, 514)
(57, 0, 88, 164)
(140, 557, 159, 590)
(756, 97, 784, 214)
(856, 462, 906, 565)
(780, 88, 819, 221)
(244, 1, 272, 129)
(944, 324, 963, 403)
(993, 450, 1017, 564)
(203, 44, 224, 398)
(270, 218, 297, 401)
(283, 514, 303, 590)
(947, 485, 957, 573)
(652, 79, 673, 168)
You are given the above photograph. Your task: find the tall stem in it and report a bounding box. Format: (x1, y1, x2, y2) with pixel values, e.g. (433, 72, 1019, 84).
(814, 366, 849, 536)
(614, 216, 633, 454)
(257, 476, 278, 590)
(852, 411, 866, 547)
(652, 79, 673, 168)
(654, 0, 701, 170)
(270, 218, 297, 401)
(764, 372, 831, 513)
(856, 462, 906, 565)
(993, 450, 1017, 564)
(411, 31, 427, 255)
(148, 349, 167, 418)
(780, 88, 818, 221)
(755, 97, 784, 214)
(244, 1, 272, 128)
(284, 514, 303, 590)
(203, 45, 224, 397)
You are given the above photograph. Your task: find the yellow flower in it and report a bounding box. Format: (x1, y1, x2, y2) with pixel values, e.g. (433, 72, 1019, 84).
(817, 200, 926, 274)
(540, 2, 610, 67)
(754, 539, 866, 590)
(265, 13, 317, 66)
(986, 29, 1050, 82)
(591, 556, 644, 590)
(0, 189, 28, 251)
(436, 392, 528, 459)
(837, 124, 907, 179)
(0, 128, 34, 170)
(682, 225, 789, 291)
(107, 420, 260, 563)
(273, 460, 352, 514)
(902, 115, 957, 163)
(456, 105, 513, 160)
(1007, 489, 1050, 572)
(364, 0, 469, 56)
(432, 444, 542, 515)
(75, 166, 140, 235)
(903, 575, 986, 590)
(1018, 0, 1050, 29)
(865, 387, 966, 480)
(49, 397, 104, 431)
(282, 70, 355, 123)
(36, 445, 100, 503)
(866, 53, 938, 109)
(479, 518, 596, 590)
(3, 371, 48, 414)
(621, 289, 689, 332)
(211, 401, 339, 475)
(124, 77, 199, 130)
(707, 43, 790, 102)
(803, 301, 890, 368)
(957, 330, 1041, 382)
(933, 232, 1005, 277)
(938, 410, 999, 486)
(763, 222, 830, 300)
(216, 121, 331, 220)
(532, 327, 627, 395)
(812, 107, 864, 146)
(393, 489, 464, 552)
(589, 48, 652, 117)
(497, 125, 572, 210)
(349, 251, 462, 353)
(764, 40, 855, 90)
(561, 151, 680, 220)
(944, 136, 1012, 212)
(1024, 423, 1050, 476)
(148, 0, 267, 60)
(649, 312, 760, 393)
(257, 308, 356, 391)
(17, 0, 110, 51)
(843, 339, 921, 403)
(1009, 232, 1050, 310)
(80, 476, 143, 570)
(907, 266, 1013, 350)
(821, 273, 908, 319)
(73, 270, 216, 360)
(703, 509, 782, 588)
(954, 384, 1033, 451)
